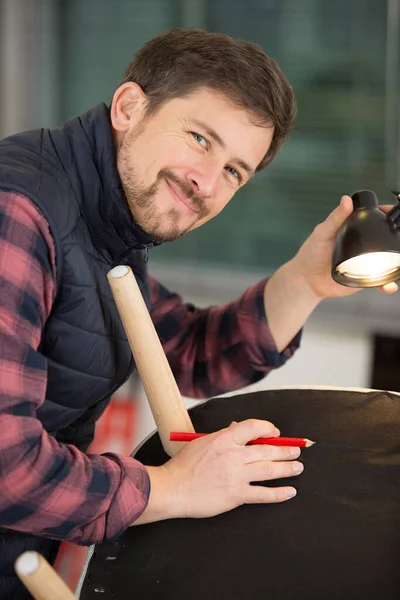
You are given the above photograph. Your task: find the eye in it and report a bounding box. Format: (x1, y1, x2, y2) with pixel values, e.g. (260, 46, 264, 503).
(191, 132, 208, 148)
(225, 165, 241, 182)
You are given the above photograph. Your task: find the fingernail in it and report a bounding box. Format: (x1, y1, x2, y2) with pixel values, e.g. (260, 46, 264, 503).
(274, 428, 280, 437)
(286, 488, 297, 499)
(290, 447, 300, 457)
(293, 462, 304, 474)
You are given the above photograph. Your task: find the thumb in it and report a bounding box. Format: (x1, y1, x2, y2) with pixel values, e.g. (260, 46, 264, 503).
(320, 195, 353, 241)
(230, 419, 280, 446)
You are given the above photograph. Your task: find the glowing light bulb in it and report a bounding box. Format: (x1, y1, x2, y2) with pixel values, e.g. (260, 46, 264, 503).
(337, 252, 400, 280)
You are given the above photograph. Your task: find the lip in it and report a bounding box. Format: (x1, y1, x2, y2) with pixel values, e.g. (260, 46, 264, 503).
(165, 178, 199, 214)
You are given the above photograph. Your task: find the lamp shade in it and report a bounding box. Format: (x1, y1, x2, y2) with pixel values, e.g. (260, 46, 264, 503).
(331, 189, 400, 287)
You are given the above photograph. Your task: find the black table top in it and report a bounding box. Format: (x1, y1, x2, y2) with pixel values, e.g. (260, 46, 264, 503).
(79, 388, 400, 600)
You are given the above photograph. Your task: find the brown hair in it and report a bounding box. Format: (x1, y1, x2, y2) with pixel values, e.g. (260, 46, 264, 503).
(119, 28, 296, 170)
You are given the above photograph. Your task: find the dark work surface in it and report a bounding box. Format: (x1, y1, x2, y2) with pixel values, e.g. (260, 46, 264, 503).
(371, 334, 400, 393)
(80, 388, 400, 599)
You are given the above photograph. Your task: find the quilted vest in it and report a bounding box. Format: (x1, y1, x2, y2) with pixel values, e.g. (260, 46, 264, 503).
(0, 103, 155, 597)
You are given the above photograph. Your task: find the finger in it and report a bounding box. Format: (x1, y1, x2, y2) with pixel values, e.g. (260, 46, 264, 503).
(229, 419, 280, 446)
(380, 282, 398, 294)
(317, 195, 353, 241)
(246, 459, 304, 482)
(378, 204, 394, 214)
(244, 484, 297, 504)
(244, 444, 301, 464)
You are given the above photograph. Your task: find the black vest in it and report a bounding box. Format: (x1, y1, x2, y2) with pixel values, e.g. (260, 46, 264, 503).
(0, 104, 155, 597)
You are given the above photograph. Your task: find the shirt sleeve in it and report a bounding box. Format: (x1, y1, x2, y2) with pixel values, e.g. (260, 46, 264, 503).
(149, 274, 302, 399)
(0, 190, 150, 546)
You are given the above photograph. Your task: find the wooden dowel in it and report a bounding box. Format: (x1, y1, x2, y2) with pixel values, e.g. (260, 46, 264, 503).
(107, 265, 194, 456)
(15, 552, 76, 600)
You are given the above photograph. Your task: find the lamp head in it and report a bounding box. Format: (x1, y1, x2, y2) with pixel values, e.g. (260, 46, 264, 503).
(332, 189, 400, 287)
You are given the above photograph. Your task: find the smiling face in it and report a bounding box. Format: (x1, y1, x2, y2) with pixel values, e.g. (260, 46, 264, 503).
(111, 84, 274, 242)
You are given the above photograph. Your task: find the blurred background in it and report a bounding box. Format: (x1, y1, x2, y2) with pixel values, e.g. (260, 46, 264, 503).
(2, 0, 400, 392)
(1, 0, 400, 589)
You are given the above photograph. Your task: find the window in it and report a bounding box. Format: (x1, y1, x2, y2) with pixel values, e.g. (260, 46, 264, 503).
(50, 0, 400, 273)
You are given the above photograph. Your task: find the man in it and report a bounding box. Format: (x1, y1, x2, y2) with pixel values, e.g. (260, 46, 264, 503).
(0, 28, 395, 598)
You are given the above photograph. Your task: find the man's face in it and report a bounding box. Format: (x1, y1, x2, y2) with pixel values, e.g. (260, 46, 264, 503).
(116, 88, 274, 242)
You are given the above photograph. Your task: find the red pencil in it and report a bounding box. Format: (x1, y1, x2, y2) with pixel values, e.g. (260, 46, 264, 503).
(170, 432, 315, 448)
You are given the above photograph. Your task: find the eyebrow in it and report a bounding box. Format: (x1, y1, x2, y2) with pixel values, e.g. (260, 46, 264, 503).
(190, 118, 255, 177)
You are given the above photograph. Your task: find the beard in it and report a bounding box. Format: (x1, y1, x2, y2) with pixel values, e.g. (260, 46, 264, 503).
(117, 132, 210, 243)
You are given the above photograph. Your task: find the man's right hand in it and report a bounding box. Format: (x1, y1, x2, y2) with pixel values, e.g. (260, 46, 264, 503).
(132, 419, 303, 525)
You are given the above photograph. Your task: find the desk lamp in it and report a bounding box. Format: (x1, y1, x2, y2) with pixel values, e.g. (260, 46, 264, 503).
(332, 189, 400, 287)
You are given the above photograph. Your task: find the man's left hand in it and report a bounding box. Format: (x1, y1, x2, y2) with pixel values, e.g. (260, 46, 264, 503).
(293, 195, 398, 300)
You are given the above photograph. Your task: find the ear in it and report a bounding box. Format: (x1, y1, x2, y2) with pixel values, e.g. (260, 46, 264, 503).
(110, 82, 147, 133)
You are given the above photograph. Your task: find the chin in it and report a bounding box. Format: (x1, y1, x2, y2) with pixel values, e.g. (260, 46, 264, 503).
(154, 230, 186, 243)
(134, 219, 180, 243)
(131, 205, 196, 242)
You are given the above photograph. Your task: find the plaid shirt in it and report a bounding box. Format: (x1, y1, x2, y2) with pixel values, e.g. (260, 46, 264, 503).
(0, 190, 300, 545)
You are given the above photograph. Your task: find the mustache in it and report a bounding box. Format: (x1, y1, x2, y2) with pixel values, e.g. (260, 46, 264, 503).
(159, 168, 209, 217)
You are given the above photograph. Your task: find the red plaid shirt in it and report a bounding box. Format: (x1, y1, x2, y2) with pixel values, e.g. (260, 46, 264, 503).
(0, 190, 300, 545)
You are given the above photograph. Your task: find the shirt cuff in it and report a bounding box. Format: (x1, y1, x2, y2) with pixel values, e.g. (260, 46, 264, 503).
(236, 277, 302, 370)
(103, 455, 150, 542)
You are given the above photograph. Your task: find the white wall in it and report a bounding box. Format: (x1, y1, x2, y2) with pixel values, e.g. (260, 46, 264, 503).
(253, 322, 372, 389)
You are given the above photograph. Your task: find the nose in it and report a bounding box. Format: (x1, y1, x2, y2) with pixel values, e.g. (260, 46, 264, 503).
(186, 157, 222, 199)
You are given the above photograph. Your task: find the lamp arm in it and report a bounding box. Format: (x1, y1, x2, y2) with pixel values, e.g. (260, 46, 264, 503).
(386, 190, 400, 227)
